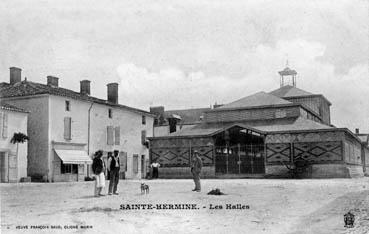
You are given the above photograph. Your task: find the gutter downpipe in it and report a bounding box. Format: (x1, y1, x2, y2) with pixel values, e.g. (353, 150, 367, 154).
(87, 102, 94, 177)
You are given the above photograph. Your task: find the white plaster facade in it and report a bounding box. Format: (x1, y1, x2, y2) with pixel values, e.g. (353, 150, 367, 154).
(0, 107, 28, 182)
(3, 94, 154, 182)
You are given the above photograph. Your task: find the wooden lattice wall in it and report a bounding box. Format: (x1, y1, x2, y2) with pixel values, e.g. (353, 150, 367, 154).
(266, 141, 343, 165)
(151, 146, 214, 167)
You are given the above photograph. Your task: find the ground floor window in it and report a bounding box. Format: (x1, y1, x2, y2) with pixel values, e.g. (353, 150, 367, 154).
(61, 162, 78, 174)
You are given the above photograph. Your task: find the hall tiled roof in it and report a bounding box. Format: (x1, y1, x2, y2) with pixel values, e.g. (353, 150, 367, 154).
(217, 91, 291, 109)
(269, 85, 313, 98)
(0, 80, 153, 115)
(152, 117, 332, 138)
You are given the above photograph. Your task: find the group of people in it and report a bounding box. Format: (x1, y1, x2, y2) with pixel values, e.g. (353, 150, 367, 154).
(91, 150, 121, 197)
(91, 149, 203, 196)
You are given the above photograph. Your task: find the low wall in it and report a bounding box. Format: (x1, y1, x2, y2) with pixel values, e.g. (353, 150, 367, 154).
(310, 164, 349, 178)
(156, 166, 215, 179)
(265, 165, 290, 178)
(345, 165, 364, 178)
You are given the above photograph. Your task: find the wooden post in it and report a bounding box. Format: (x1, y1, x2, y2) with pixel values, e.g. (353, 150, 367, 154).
(226, 144, 229, 174)
(238, 143, 241, 174)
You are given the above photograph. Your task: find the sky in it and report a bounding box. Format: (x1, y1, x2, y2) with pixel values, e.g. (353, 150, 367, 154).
(0, 0, 368, 132)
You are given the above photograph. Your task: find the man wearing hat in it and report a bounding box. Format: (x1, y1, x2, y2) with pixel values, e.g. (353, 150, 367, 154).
(191, 150, 203, 192)
(107, 150, 120, 195)
(92, 150, 106, 197)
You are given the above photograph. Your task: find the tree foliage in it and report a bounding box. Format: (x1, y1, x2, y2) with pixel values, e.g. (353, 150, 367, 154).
(10, 132, 29, 144)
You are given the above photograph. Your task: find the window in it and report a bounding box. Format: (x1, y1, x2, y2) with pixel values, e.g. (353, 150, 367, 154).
(65, 101, 70, 111)
(64, 117, 72, 140)
(141, 130, 146, 145)
(107, 126, 114, 145)
(114, 126, 120, 145)
(108, 109, 112, 118)
(142, 115, 146, 125)
(61, 162, 78, 174)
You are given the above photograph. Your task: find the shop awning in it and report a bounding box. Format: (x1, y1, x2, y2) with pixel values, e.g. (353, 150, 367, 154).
(54, 149, 92, 164)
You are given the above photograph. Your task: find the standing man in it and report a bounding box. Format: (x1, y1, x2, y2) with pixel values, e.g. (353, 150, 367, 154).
(107, 150, 120, 195)
(191, 150, 203, 192)
(92, 150, 105, 197)
(151, 160, 160, 179)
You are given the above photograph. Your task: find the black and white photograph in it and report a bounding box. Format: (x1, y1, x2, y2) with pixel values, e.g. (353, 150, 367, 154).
(0, 0, 368, 233)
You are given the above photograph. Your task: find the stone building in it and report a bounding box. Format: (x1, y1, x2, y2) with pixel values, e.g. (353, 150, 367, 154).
(0, 102, 28, 182)
(149, 67, 368, 178)
(0, 67, 154, 182)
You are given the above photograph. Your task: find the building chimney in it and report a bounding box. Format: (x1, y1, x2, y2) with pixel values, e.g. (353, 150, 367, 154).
(47, 76, 59, 87)
(355, 128, 359, 134)
(80, 80, 91, 95)
(107, 83, 118, 104)
(10, 67, 22, 85)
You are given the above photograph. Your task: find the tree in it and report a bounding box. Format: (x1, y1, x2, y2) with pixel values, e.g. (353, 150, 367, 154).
(10, 132, 29, 171)
(10, 132, 29, 144)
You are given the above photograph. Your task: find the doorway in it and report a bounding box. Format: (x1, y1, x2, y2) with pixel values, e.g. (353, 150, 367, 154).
(213, 126, 265, 175)
(0, 152, 8, 182)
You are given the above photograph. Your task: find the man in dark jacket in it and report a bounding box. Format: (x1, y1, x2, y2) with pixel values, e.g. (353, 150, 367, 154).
(107, 151, 120, 195)
(92, 150, 105, 197)
(191, 150, 203, 192)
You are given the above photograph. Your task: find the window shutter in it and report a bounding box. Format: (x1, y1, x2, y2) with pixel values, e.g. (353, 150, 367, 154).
(0, 112, 3, 137)
(141, 130, 146, 145)
(107, 126, 114, 145)
(64, 117, 71, 140)
(133, 154, 138, 173)
(119, 151, 127, 172)
(114, 126, 120, 145)
(3, 113, 8, 138)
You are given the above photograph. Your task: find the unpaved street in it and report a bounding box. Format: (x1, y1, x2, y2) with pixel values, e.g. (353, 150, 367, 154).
(1, 178, 368, 234)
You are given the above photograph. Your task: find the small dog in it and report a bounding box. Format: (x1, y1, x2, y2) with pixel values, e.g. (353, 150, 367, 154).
(140, 183, 149, 194)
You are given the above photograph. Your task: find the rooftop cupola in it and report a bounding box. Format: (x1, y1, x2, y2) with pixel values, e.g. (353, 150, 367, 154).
(278, 61, 297, 87)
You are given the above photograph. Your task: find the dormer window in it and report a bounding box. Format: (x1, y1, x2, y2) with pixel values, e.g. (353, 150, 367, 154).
(65, 101, 70, 111)
(108, 109, 113, 118)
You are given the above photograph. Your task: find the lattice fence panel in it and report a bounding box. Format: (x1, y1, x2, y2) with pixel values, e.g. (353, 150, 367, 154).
(266, 143, 291, 163)
(151, 146, 213, 167)
(293, 141, 342, 162)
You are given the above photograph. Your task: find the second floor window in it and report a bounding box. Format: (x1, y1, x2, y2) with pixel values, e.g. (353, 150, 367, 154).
(107, 125, 114, 145)
(65, 101, 70, 111)
(142, 115, 146, 125)
(108, 109, 112, 118)
(141, 130, 146, 145)
(64, 117, 72, 140)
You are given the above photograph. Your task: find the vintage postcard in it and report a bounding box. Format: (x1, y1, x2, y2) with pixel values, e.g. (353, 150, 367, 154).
(0, 0, 368, 233)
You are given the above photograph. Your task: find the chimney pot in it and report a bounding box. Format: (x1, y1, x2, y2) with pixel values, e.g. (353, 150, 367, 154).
(355, 128, 359, 134)
(47, 76, 59, 87)
(80, 80, 91, 95)
(107, 83, 118, 104)
(10, 67, 22, 85)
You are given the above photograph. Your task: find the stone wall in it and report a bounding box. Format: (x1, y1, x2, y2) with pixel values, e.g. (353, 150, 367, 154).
(156, 166, 215, 179)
